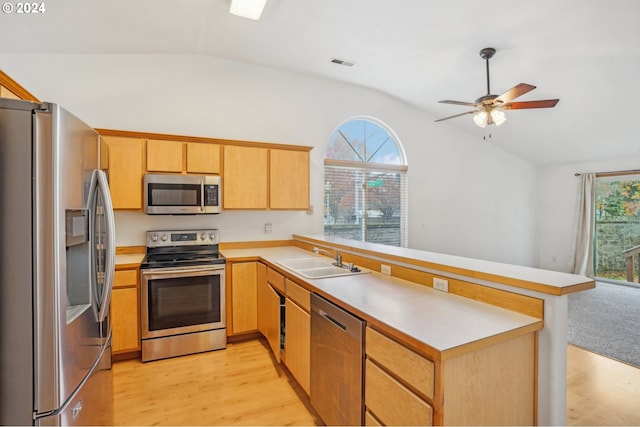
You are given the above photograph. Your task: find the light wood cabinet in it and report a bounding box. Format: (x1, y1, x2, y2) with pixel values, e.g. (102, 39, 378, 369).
(365, 327, 434, 426)
(365, 326, 536, 426)
(111, 268, 140, 355)
(187, 142, 221, 174)
(230, 262, 258, 334)
(264, 285, 283, 361)
(146, 139, 221, 174)
(223, 145, 268, 209)
(366, 359, 433, 426)
(257, 267, 310, 393)
(146, 139, 183, 172)
(270, 149, 310, 210)
(441, 332, 535, 426)
(0, 84, 20, 99)
(285, 297, 310, 395)
(98, 129, 309, 211)
(258, 266, 283, 361)
(366, 327, 434, 399)
(101, 136, 144, 210)
(267, 267, 285, 293)
(223, 145, 310, 210)
(257, 263, 268, 337)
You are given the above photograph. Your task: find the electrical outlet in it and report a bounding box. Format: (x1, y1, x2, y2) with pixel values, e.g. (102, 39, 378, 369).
(433, 277, 449, 292)
(381, 264, 391, 275)
(264, 223, 272, 234)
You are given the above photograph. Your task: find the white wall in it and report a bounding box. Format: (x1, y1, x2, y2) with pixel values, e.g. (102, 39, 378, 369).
(536, 156, 640, 272)
(2, 54, 536, 265)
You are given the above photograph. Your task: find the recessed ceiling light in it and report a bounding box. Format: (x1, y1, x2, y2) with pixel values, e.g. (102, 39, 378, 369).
(230, 0, 267, 20)
(330, 58, 355, 67)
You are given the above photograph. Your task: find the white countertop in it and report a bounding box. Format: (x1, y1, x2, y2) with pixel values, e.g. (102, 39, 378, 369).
(222, 246, 543, 359)
(294, 234, 594, 295)
(115, 253, 145, 267)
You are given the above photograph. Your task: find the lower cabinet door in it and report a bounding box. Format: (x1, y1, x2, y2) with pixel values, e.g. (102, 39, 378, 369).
(265, 285, 282, 362)
(285, 299, 310, 395)
(111, 287, 140, 353)
(231, 262, 258, 334)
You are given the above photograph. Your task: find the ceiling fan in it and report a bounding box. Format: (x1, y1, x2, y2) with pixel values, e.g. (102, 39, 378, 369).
(435, 47, 559, 128)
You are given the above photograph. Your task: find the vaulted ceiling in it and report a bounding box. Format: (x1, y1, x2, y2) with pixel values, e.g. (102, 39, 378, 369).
(2, 0, 639, 165)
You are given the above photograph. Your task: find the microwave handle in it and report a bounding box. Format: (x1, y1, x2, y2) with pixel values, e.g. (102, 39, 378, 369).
(200, 178, 205, 212)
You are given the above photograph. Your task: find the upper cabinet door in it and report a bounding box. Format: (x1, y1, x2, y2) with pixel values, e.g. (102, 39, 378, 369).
(146, 139, 183, 172)
(223, 145, 268, 209)
(270, 149, 310, 210)
(101, 136, 144, 210)
(186, 142, 221, 174)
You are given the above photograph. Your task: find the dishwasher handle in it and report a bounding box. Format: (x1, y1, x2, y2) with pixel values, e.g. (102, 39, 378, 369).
(311, 293, 364, 341)
(318, 309, 347, 331)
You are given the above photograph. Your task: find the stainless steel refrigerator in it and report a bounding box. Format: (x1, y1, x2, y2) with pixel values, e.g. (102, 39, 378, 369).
(0, 98, 116, 425)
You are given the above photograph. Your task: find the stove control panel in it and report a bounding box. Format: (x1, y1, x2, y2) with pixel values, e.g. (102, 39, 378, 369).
(146, 229, 219, 247)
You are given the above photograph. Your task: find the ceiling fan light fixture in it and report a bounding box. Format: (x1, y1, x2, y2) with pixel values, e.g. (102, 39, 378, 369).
(435, 47, 559, 126)
(490, 108, 507, 126)
(229, 0, 267, 20)
(473, 110, 488, 128)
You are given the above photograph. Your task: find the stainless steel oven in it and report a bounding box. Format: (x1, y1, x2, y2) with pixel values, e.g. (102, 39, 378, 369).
(140, 229, 226, 362)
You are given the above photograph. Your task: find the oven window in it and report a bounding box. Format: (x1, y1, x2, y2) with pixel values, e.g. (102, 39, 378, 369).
(149, 183, 200, 207)
(148, 275, 221, 331)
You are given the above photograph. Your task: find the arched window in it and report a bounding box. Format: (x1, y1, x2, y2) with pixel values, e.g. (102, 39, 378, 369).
(324, 117, 408, 247)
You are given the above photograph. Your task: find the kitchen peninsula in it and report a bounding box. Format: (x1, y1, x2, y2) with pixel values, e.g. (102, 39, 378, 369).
(221, 234, 594, 426)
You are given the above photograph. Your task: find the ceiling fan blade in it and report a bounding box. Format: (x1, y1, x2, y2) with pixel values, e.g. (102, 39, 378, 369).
(438, 100, 477, 107)
(495, 83, 536, 104)
(434, 110, 476, 122)
(504, 99, 560, 110)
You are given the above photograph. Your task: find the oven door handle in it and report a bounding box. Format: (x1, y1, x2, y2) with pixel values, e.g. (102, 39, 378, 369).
(142, 265, 225, 277)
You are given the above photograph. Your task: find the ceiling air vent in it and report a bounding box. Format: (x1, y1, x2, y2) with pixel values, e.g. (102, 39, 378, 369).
(330, 58, 355, 67)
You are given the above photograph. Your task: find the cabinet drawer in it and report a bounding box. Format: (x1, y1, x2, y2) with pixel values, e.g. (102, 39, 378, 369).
(267, 267, 285, 293)
(365, 359, 433, 426)
(366, 327, 434, 399)
(285, 279, 310, 312)
(113, 269, 138, 288)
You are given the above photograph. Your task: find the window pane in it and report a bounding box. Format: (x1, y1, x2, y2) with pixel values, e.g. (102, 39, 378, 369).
(324, 166, 406, 247)
(324, 117, 407, 247)
(324, 166, 363, 241)
(594, 175, 640, 282)
(364, 171, 402, 246)
(327, 119, 403, 164)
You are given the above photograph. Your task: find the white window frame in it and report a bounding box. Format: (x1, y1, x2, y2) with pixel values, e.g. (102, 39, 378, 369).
(323, 116, 408, 247)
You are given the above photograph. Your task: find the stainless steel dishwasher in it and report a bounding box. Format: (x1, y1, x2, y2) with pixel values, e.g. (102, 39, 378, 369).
(310, 293, 365, 426)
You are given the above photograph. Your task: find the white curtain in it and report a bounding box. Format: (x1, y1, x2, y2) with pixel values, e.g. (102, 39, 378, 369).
(572, 173, 595, 277)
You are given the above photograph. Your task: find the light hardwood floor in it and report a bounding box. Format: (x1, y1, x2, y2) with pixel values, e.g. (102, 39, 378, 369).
(113, 339, 640, 426)
(113, 339, 322, 426)
(567, 344, 640, 426)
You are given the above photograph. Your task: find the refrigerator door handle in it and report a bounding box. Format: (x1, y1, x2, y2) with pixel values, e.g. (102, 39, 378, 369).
(88, 169, 116, 323)
(95, 169, 115, 323)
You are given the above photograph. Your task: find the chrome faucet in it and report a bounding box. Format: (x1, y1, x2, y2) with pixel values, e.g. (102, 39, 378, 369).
(313, 247, 343, 268)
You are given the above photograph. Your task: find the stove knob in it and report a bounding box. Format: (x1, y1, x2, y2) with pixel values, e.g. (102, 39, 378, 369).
(201, 233, 207, 241)
(160, 234, 168, 242)
(209, 232, 216, 241)
(150, 233, 158, 242)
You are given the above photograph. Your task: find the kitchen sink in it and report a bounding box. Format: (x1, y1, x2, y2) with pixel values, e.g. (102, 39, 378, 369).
(276, 257, 369, 279)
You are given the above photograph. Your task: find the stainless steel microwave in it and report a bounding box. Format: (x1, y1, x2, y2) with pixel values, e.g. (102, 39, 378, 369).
(144, 173, 222, 215)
